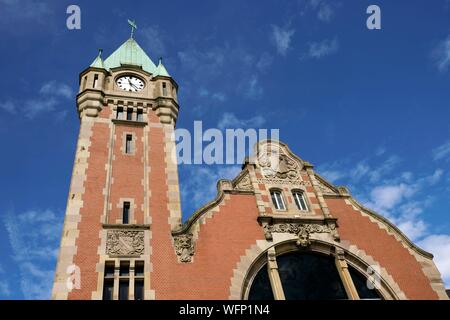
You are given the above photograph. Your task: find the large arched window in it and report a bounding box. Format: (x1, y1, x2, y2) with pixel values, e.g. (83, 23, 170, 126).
(248, 251, 382, 300)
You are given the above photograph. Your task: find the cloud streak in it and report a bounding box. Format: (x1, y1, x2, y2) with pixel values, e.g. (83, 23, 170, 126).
(270, 25, 295, 56)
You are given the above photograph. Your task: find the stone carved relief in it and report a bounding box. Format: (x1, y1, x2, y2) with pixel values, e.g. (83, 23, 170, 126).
(257, 144, 300, 180)
(264, 222, 338, 247)
(234, 174, 253, 192)
(174, 233, 195, 263)
(316, 178, 337, 195)
(106, 230, 144, 256)
(256, 178, 311, 187)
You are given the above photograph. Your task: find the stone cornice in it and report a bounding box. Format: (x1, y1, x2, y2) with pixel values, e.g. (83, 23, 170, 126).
(111, 119, 147, 127)
(102, 223, 150, 230)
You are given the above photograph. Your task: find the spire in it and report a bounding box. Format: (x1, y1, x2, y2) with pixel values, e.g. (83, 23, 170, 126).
(90, 49, 105, 69)
(154, 57, 171, 77)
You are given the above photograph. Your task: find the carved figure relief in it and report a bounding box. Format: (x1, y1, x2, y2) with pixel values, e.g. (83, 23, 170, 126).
(257, 144, 300, 180)
(174, 233, 195, 263)
(234, 174, 253, 191)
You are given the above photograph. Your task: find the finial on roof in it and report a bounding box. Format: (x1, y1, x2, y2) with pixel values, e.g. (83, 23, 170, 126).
(98, 48, 103, 57)
(159, 57, 163, 65)
(127, 19, 137, 39)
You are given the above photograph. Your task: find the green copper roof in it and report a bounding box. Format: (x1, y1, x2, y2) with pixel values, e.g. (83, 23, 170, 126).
(154, 58, 171, 77)
(102, 38, 158, 74)
(90, 49, 105, 68)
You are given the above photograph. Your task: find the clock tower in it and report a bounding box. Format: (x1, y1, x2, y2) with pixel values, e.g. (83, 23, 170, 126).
(52, 28, 182, 299)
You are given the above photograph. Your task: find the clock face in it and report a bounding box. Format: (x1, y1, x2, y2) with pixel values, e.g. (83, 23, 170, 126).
(116, 75, 145, 92)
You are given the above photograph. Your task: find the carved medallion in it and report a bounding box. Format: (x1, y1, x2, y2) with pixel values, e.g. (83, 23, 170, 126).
(174, 233, 195, 263)
(106, 230, 145, 256)
(257, 144, 300, 180)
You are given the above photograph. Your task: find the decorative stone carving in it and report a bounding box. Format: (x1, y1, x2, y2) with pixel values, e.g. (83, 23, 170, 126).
(106, 230, 144, 256)
(316, 179, 337, 194)
(265, 223, 334, 247)
(234, 174, 253, 191)
(256, 178, 311, 187)
(257, 144, 300, 180)
(174, 233, 195, 263)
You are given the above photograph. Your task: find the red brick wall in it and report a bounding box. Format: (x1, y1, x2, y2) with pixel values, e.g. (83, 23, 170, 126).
(69, 121, 109, 299)
(108, 124, 145, 224)
(326, 198, 438, 299)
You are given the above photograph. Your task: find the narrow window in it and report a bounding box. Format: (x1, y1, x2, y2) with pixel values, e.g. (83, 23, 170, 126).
(270, 190, 286, 210)
(122, 202, 130, 224)
(134, 261, 144, 300)
(93, 74, 99, 88)
(162, 82, 167, 96)
(293, 191, 308, 211)
(116, 107, 123, 120)
(126, 108, 133, 120)
(102, 262, 115, 300)
(120, 261, 130, 276)
(135, 261, 144, 277)
(134, 279, 144, 300)
(136, 109, 143, 121)
(82, 76, 87, 90)
(119, 280, 129, 300)
(125, 135, 132, 154)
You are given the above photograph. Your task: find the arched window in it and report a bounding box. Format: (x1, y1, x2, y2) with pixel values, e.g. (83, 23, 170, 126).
(248, 251, 382, 300)
(292, 190, 308, 211)
(270, 190, 286, 210)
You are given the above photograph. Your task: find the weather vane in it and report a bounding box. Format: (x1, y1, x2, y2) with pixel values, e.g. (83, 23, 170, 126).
(128, 19, 137, 38)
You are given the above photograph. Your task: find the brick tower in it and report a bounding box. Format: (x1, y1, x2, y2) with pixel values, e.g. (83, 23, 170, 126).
(52, 30, 182, 299)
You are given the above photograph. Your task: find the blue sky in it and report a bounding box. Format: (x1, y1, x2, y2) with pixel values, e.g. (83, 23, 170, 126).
(0, 0, 450, 299)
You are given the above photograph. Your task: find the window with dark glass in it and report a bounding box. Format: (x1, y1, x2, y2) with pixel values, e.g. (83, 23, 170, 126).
(102, 262, 115, 300)
(137, 109, 143, 121)
(127, 108, 133, 120)
(270, 190, 286, 210)
(122, 202, 130, 224)
(116, 107, 124, 120)
(162, 82, 167, 96)
(134, 261, 145, 300)
(125, 135, 132, 154)
(248, 265, 274, 300)
(119, 280, 129, 300)
(93, 74, 99, 88)
(293, 190, 308, 211)
(348, 266, 382, 299)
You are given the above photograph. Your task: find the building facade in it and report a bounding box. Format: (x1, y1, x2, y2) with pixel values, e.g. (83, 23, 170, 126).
(52, 35, 448, 300)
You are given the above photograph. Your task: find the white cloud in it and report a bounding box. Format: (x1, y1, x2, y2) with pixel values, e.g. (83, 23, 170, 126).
(3, 209, 63, 299)
(1, 80, 73, 120)
(418, 235, 450, 286)
(141, 25, 166, 58)
(432, 35, 450, 72)
(217, 112, 266, 130)
(369, 183, 416, 212)
(0, 280, 10, 298)
(256, 52, 274, 72)
(243, 75, 264, 100)
(270, 25, 295, 56)
(307, 37, 339, 59)
(433, 140, 450, 161)
(307, 0, 336, 22)
(39, 81, 73, 100)
(0, 101, 17, 114)
(181, 165, 241, 210)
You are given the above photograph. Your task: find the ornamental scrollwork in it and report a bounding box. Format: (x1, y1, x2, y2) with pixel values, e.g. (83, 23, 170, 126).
(174, 233, 195, 263)
(106, 230, 145, 256)
(234, 174, 253, 192)
(264, 223, 336, 247)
